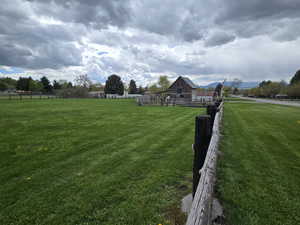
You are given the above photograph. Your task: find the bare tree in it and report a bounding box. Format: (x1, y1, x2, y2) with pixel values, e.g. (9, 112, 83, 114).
(75, 74, 92, 89)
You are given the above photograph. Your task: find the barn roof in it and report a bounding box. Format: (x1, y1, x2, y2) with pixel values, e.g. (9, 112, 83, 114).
(167, 76, 200, 90)
(181, 77, 199, 89)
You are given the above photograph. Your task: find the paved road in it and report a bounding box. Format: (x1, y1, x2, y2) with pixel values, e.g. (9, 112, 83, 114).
(238, 96, 300, 107)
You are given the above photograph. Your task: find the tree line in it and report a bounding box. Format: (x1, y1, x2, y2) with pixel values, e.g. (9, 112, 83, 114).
(0, 74, 171, 97)
(103, 74, 170, 95)
(0, 76, 72, 93)
(243, 70, 300, 98)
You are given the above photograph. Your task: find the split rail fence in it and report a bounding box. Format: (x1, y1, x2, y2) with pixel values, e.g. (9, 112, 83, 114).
(186, 100, 224, 225)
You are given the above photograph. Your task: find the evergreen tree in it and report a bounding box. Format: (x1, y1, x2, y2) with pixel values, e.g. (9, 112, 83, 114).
(67, 82, 73, 88)
(104, 74, 124, 95)
(290, 70, 300, 85)
(128, 79, 137, 94)
(40, 76, 52, 93)
(16, 77, 31, 91)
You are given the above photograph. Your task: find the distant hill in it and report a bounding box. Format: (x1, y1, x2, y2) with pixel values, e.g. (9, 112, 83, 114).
(200, 81, 259, 89)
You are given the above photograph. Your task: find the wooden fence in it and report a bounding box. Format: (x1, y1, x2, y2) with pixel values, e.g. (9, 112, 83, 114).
(137, 95, 214, 107)
(186, 101, 224, 225)
(0, 94, 59, 100)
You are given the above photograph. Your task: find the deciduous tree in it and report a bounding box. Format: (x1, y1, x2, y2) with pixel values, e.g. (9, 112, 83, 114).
(53, 80, 62, 90)
(158, 75, 170, 91)
(0, 81, 8, 91)
(75, 74, 92, 89)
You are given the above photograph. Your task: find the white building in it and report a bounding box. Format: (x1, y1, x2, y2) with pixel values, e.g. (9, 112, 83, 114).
(192, 91, 215, 102)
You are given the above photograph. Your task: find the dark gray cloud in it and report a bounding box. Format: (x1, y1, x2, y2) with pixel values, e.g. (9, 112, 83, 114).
(0, 44, 32, 67)
(216, 0, 300, 23)
(204, 31, 236, 47)
(28, 0, 131, 28)
(0, 0, 84, 69)
(213, 0, 300, 41)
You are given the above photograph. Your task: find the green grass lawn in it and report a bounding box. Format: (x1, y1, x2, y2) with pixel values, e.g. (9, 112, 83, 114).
(217, 102, 300, 225)
(0, 99, 203, 225)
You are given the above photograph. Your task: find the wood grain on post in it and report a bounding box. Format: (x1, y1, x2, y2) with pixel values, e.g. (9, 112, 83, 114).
(193, 115, 211, 198)
(206, 105, 217, 130)
(186, 103, 223, 225)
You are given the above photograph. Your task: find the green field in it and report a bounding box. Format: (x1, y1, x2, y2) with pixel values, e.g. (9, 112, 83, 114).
(0, 99, 203, 225)
(218, 102, 300, 225)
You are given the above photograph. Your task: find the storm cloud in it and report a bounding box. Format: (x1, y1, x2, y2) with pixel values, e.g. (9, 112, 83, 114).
(1, 0, 300, 84)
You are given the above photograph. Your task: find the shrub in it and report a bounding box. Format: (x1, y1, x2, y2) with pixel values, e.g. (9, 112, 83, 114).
(56, 88, 89, 98)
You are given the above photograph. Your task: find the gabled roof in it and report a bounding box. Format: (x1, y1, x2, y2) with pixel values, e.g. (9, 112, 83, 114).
(167, 76, 200, 90)
(181, 77, 199, 89)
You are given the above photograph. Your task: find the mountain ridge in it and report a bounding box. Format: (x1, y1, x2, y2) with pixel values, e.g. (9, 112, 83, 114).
(199, 81, 259, 89)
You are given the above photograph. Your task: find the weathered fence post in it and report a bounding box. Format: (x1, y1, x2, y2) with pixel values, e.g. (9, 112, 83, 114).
(215, 99, 222, 108)
(193, 115, 211, 198)
(207, 105, 217, 130)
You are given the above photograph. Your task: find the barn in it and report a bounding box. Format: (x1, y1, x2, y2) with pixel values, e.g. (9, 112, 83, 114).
(166, 76, 199, 100)
(138, 76, 221, 105)
(165, 76, 215, 102)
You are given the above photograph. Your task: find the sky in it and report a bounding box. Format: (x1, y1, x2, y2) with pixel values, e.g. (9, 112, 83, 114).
(1, 0, 300, 86)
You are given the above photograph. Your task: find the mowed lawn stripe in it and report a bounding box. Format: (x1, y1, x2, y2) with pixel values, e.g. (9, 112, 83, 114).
(0, 104, 192, 188)
(0, 99, 202, 225)
(217, 102, 300, 225)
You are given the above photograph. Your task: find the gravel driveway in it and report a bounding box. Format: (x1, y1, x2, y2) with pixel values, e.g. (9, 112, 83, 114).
(238, 96, 300, 107)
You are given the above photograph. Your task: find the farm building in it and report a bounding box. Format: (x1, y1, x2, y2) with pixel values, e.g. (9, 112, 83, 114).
(137, 76, 222, 106)
(165, 76, 217, 102)
(165, 76, 198, 100)
(88, 91, 105, 98)
(192, 91, 215, 102)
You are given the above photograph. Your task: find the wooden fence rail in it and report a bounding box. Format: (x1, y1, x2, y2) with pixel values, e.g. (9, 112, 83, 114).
(0, 94, 59, 100)
(186, 101, 224, 225)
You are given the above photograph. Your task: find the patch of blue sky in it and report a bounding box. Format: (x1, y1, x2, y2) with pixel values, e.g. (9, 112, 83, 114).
(97, 51, 109, 56)
(0, 67, 24, 74)
(88, 71, 106, 83)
